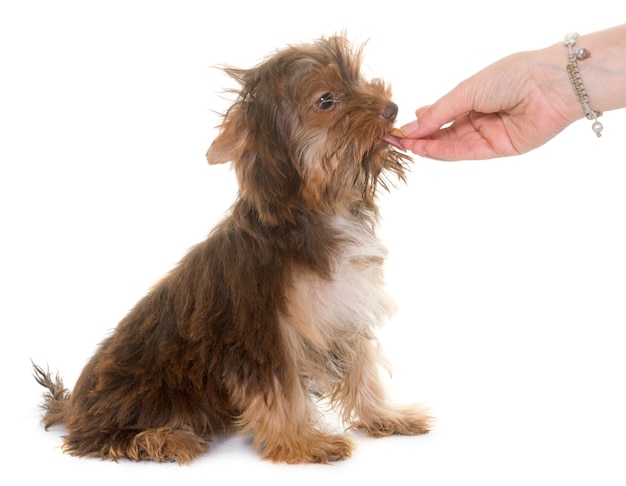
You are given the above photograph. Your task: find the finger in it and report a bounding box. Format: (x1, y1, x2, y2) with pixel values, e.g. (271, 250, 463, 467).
(403, 137, 501, 161)
(414, 105, 431, 118)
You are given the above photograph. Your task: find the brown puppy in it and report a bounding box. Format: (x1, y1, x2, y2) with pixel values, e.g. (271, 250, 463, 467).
(33, 34, 431, 464)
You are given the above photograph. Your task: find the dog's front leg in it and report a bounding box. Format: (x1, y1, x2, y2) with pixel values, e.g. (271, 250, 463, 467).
(337, 335, 432, 437)
(232, 372, 354, 463)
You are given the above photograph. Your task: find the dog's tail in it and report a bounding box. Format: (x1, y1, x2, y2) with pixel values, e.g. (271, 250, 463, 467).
(32, 361, 70, 428)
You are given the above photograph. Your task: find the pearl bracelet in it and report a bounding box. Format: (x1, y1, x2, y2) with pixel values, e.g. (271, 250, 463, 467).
(563, 32, 603, 137)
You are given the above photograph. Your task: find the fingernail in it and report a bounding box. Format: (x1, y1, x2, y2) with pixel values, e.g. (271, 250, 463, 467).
(399, 119, 419, 136)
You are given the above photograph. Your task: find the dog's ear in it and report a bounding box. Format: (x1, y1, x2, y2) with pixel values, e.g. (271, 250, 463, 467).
(206, 104, 249, 165)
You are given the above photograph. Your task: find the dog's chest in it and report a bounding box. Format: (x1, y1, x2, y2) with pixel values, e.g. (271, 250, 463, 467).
(283, 216, 396, 351)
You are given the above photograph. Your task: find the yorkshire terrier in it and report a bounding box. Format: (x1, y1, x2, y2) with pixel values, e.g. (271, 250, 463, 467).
(33, 34, 431, 464)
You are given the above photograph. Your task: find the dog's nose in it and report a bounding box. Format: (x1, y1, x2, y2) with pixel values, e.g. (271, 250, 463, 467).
(380, 102, 398, 122)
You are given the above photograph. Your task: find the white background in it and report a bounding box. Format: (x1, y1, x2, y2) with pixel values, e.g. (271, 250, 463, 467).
(2, 1, 625, 484)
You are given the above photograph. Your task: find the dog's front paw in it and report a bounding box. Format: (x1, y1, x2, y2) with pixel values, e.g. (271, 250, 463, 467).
(260, 431, 354, 464)
(351, 405, 433, 437)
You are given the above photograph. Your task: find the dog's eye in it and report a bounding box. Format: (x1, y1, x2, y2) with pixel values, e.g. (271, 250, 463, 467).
(316, 92, 338, 111)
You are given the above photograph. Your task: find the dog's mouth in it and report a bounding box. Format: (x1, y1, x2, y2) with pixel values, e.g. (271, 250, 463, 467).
(383, 128, 407, 151)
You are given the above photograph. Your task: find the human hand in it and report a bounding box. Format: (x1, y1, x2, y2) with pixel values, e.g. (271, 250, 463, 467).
(400, 49, 578, 161)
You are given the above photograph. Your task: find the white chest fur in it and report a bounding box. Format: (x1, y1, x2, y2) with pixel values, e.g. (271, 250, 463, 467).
(283, 215, 396, 354)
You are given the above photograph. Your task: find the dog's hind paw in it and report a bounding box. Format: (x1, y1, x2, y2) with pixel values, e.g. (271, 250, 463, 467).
(125, 427, 208, 464)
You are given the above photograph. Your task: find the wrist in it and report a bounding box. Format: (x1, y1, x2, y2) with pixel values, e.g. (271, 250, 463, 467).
(534, 42, 587, 124)
(551, 25, 626, 121)
(563, 33, 604, 136)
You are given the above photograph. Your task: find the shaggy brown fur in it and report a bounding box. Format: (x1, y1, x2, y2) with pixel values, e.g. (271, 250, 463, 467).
(33, 34, 431, 464)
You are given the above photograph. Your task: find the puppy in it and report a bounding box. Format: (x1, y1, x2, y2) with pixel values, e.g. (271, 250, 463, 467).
(33, 34, 431, 464)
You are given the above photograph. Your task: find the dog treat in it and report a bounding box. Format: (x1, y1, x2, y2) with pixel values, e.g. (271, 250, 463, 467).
(383, 127, 408, 150)
(390, 127, 407, 139)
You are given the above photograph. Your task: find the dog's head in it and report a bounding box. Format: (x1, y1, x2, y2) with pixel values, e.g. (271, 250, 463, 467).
(207, 35, 411, 225)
